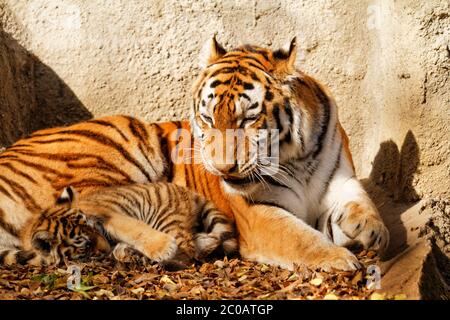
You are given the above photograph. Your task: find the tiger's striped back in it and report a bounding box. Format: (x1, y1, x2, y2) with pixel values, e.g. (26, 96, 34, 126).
(0, 116, 166, 256)
(0, 115, 169, 206)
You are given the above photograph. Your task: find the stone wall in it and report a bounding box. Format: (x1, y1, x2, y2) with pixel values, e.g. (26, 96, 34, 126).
(1, 0, 449, 199)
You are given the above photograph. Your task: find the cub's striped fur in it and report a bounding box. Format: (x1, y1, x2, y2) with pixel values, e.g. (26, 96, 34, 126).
(1, 183, 237, 267)
(0, 37, 389, 271)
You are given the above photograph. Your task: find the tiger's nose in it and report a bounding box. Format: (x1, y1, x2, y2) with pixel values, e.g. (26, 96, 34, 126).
(213, 161, 239, 175)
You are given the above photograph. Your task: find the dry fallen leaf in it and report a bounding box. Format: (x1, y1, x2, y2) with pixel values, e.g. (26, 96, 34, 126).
(351, 271, 363, 285)
(310, 278, 323, 286)
(323, 293, 339, 300)
(287, 273, 299, 281)
(259, 264, 270, 272)
(163, 283, 178, 293)
(95, 289, 115, 299)
(92, 274, 110, 285)
(130, 287, 145, 295)
(160, 275, 176, 285)
(238, 275, 248, 282)
(0, 252, 381, 300)
(370, 292, 386, 300)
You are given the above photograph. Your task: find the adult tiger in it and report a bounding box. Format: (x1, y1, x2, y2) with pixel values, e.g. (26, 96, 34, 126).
(0, 37, 388, 271)
(189, 36, 389, 270)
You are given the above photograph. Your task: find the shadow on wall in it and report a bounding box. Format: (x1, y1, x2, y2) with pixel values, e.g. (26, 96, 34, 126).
(362, 130, 420, 260)
(369, 130, 420, 203)
(0, 30, 92, 148)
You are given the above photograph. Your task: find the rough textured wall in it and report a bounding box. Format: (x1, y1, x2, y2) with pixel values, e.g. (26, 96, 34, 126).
(0, 29, 91, 146)
(0, 0, 449, 199)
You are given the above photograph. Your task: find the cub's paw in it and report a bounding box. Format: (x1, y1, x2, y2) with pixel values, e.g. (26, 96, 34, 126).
(335, 202, 389, 253)
(112, 243, 140, 263)
(194, 232, 239, 260)
(222, 238, 239, 257)
(311, 246, 361, 272)
(194, 233, 220, 259)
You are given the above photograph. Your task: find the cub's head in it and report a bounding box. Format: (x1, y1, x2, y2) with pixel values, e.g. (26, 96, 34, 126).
(26, 187, 110, 265)
(191, 36, 301, 194)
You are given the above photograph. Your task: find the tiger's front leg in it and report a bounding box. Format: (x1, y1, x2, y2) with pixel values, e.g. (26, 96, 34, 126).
(111, 242, 194, 270)
(86, 212, 178, 263)
(230, 198, 361, 271)
(319, 175, 389, 254)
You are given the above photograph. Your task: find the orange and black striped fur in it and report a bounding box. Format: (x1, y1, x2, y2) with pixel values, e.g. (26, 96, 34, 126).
(1, 183, 237, 267)
(0, 37, 388, 271)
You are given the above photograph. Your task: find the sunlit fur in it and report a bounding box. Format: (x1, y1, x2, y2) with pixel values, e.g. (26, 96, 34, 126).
(0, 38, 389, 271)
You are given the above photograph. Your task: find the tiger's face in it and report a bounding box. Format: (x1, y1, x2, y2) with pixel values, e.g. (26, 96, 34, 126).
(191, 36, 300, 193)
(28, 187, 111, 265)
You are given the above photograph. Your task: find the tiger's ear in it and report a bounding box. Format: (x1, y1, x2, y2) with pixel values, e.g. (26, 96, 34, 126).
(56, 186, 78, 205)
(272, 37, 298, 75)
(199, 34, 227, 69)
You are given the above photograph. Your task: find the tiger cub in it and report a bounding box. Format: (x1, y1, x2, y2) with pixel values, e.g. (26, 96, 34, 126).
(0, 183, 237, 268)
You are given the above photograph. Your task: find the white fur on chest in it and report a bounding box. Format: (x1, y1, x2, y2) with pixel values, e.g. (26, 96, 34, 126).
(250, 171, 321, 226)
(249, 130, 345, 227)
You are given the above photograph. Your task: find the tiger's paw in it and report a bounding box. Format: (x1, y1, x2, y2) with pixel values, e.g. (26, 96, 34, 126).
(141, 234, 178, 263)
(334, 202, 389, 253)
(194, 232, 239, 260)
(194, 233, 220, 259)
(310, 246, 361, 272)
(112, 243, 139, 262)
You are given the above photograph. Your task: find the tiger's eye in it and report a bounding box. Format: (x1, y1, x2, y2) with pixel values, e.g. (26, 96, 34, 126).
(241, 115, 259, 128)
(201, 114, 213, 125)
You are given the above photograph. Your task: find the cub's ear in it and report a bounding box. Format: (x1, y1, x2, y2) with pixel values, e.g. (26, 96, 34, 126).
(32, 230, 54, 253)
(56, 186, 78, 204)
(272, 37, 298, 75)
(199, 34, 227, 69)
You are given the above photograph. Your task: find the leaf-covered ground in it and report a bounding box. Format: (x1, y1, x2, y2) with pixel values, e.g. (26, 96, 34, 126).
(0, 251, 403, 300)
